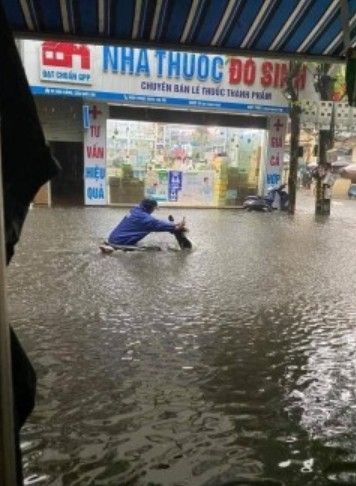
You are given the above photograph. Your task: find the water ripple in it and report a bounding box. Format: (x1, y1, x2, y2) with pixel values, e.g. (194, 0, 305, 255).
(6, 197, 356, 485)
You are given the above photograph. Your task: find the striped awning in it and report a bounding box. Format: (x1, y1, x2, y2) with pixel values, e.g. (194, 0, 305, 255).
(2, 0, 356, 61)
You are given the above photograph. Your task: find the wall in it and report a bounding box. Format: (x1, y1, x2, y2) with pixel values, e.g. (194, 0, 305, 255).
(333, 178, 351, 199)
(32, 98, 83, 205)
(35, 97, 83, 143)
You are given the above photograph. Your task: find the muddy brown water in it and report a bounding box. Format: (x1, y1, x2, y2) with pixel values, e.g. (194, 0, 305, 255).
(6, 197, 356, 485)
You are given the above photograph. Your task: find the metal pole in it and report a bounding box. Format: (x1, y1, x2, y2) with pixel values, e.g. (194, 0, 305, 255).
(0, 126, 17, 483)
(340, 0, 351, 53)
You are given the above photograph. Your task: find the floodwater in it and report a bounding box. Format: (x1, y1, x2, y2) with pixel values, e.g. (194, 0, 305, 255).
(6, 195, 356, 486)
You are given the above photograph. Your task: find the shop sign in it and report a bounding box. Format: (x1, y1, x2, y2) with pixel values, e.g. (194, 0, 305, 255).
(40, 42, 92, 85)
(24, 41, 319, 114)
(265, 116, 287, 191)
(84, 103, 108, 205)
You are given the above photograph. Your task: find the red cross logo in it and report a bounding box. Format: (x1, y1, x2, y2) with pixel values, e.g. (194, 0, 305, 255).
(274, 118, 283, 131)
(90, 105, 102, 119)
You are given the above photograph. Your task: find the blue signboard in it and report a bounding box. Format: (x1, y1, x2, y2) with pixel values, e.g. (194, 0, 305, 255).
(31, 86, 289, 114)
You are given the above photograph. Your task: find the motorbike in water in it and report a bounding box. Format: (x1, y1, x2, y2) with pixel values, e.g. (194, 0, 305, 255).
(168, 215, 192, 249)
(99, 214, 192, 253)
(243, 184, 289, 212)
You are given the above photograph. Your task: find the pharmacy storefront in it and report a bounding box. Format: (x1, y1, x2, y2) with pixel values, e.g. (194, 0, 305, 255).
(22, 41, 313, 207)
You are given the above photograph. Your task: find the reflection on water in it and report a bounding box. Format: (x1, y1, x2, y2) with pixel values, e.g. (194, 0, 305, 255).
(7, 197, 356, 485)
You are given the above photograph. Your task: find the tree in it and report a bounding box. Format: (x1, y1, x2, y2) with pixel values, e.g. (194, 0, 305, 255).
(313, 64, 335, 216)
(286, 62, 340, 216)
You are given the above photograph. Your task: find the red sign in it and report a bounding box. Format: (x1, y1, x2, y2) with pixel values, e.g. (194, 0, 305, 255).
(89, 105, 102, 120)
(229, 58, 306, 90)
(41, 42, 90, 70)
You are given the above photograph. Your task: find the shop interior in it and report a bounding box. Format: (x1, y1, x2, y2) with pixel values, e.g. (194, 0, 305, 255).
(106, 119, 266, 207)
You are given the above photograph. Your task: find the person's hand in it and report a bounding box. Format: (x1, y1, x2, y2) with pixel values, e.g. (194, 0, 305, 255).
(175, 217, 188, 232)
(175, 222, 186, 232)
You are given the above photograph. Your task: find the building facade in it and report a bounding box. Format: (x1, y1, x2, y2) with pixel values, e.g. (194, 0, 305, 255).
(20, 40, 316, 207)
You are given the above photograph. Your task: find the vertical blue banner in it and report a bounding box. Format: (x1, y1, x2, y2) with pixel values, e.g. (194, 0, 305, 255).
(82, 105, 90, 129)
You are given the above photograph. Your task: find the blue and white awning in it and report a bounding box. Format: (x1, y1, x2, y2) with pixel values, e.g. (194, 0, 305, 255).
(2, 0, 356, 60)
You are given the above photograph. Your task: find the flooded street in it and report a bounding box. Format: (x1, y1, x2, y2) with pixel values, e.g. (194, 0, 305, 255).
(6, 195, 356, 486)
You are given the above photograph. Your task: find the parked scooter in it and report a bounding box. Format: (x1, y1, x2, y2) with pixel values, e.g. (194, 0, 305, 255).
(243, 184, 289, 212)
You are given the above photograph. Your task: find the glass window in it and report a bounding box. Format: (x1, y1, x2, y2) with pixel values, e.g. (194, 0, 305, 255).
(106, 120, 265, 206)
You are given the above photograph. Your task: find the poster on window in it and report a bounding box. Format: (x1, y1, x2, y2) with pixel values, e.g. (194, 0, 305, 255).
(178, 171, 215, 205)
(168, 170, 183, 201)
(144, 169, 168, 201)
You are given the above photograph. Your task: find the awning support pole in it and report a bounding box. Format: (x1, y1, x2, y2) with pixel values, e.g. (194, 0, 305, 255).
(0, 124, 17, 484)
(341, 0, 351, 52)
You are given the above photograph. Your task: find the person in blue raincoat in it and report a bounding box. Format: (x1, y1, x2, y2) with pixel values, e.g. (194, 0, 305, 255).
(107, 198, 186, 246)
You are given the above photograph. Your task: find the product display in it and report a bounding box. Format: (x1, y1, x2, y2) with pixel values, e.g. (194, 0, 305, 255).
(106, 121, 264, 206)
